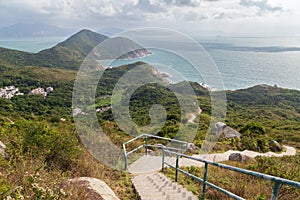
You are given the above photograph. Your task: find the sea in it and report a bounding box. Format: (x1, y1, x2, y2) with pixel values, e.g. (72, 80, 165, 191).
(0, 36, 299, 91)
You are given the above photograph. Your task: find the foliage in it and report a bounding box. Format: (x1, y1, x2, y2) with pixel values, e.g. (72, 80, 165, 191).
(19, 121, 81, 171)
(164, 155, 300, 200)
(0, 46, 300, 199)
(238, 123, 270, 152)
(0, 29, 150, 70)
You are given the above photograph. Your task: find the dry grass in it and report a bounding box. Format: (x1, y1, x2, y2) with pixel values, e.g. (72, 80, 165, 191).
(164, 158, 300, 200)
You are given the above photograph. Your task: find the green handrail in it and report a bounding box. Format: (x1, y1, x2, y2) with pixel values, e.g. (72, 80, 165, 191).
(162, 149, 300, 200)
(123, 134, 189, 170)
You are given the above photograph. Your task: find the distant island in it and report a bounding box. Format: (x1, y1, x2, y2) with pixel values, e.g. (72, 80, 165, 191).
(0, 22, 73, 37)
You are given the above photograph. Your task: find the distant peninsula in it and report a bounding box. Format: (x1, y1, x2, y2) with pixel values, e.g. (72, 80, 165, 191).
(0, 29, 151, 70)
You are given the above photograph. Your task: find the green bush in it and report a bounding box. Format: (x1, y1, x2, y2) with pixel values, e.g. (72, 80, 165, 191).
(239, 123, 273, 152)
(20, 121, 81, 171)
(0, 179, 12, 199)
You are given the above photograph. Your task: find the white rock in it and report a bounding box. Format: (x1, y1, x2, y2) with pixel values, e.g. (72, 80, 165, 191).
(69, 177, 120, 200)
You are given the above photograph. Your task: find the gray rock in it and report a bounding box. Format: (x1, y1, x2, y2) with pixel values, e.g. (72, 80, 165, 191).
(215, 122, 242, 139)
(0, 141, 8, 158)
(69, 177, 120, 200)
(229, 153, 254, 163)
(229, 153, 243, 162)
(269, 140, 282, 152)
(186, 143, 200, 154)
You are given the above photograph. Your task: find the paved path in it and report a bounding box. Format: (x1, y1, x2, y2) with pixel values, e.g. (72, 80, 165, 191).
(128, 145, 296, 174)
(128, 155, 176, 175)
(129, 145, 296, 200)
(132, 172, 198, 200)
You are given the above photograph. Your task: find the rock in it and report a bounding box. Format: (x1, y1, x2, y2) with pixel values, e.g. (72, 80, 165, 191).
(228, 153, 255, 163)
(216, 122, 227, 130)
(68, 177, 120, 200)
(223, 126, 242, 138)
(186, 143, 200, 154)
(229, 153, 242, 161)
(0, 141, 6, 155)
(215, 122, 242, 139)
(269, 140, 282, 152)
(0, 141, 8, 159)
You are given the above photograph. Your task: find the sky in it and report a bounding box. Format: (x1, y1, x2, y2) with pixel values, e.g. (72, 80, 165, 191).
(0, 0, 300, 37)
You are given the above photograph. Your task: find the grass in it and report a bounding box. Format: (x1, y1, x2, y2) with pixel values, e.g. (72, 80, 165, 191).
(163, 156, 300, 200)
(0, 148, 138, 200)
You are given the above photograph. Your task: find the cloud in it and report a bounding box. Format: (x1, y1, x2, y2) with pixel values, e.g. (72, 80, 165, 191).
(0, 0, 298, 37)
(170, 0, 201, 7)
(239, 0, 283, 14)
(136, 0, 165, 13)
(213, 12, 225, 19)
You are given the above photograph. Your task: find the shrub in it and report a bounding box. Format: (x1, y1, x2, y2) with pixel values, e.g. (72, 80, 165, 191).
(20, 121, 81, 171)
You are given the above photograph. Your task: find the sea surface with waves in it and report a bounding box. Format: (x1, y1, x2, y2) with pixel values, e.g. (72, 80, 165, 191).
(1, 36, 299, 91)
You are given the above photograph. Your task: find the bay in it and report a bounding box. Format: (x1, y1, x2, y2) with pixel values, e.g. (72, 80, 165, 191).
(1, 36, 299, 91)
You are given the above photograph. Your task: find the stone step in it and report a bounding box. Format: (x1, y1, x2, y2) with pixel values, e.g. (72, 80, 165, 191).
(132, 172, 199, 200)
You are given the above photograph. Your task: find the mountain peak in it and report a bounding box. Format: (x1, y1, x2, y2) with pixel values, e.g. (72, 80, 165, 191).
(0, 29, 150, 70)
(55, 29, 108, 51)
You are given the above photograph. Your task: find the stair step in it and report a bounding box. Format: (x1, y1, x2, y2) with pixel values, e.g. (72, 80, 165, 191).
(132, 172, 199, 200)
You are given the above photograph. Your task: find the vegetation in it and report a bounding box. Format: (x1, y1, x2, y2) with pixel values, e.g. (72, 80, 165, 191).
(0, 29, 149, 70)
(164, 155, 300, 199)
(0, 29, 299, 199)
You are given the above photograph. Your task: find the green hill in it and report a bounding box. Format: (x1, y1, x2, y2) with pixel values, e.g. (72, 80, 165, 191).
(227, 84, 300, 112)
(33, 29, 109, 69)
(0, 29, 150, 70)
(0, 60, 299, 199)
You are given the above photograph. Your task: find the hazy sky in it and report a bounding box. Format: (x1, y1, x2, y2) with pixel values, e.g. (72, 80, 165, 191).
(1, 0, 299, 36)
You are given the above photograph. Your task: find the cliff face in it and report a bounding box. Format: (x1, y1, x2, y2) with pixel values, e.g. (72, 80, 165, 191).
(122, 49, 151, 59)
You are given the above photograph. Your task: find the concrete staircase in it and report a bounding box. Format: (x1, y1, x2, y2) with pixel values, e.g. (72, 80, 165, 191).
(128, 155, 176, 174)
(128, 146, 297, 200)
(132, 172, 199, 200)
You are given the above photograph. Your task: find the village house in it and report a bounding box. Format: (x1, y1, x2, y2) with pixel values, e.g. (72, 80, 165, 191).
(0, 86, 24, 99)
(29, 87, 54, 97)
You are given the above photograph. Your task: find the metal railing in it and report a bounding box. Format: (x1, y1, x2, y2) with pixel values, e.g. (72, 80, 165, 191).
(162, 149, 300, 200)
(123, 134, 189, 170)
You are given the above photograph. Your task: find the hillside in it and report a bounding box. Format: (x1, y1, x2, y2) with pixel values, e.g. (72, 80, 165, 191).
(0, 29, 150, 70)
(0, 60, 299, 199)
(33, 29, 109, 69)
(227, 84, 300, 112)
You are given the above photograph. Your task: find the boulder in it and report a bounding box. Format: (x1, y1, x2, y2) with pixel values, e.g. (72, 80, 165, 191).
(229, 153, 242, 161)
(215, 122, 242, 139)
(228, 153, 255, 163)
(269, 140, 282, 152)
(215, 122, 227, 133)
(68, 177, 120, 200)
(223, 127, 242, 138)
(0, 141, 6, 156)
(186, 143, 200, 154)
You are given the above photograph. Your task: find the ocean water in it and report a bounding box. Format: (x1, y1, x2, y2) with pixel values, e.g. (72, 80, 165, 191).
(1, 36, 299, 91)
(0, 37, 65, 53)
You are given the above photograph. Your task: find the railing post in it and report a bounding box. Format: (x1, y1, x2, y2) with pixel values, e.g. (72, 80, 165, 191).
(162, 147, 165, 172)
(271, 182, 281, 200)
(145, 135, 148, 155)
(175, 155, 179, 182)
(202, 163, 208, 198)
(123, 151, 127, 171)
